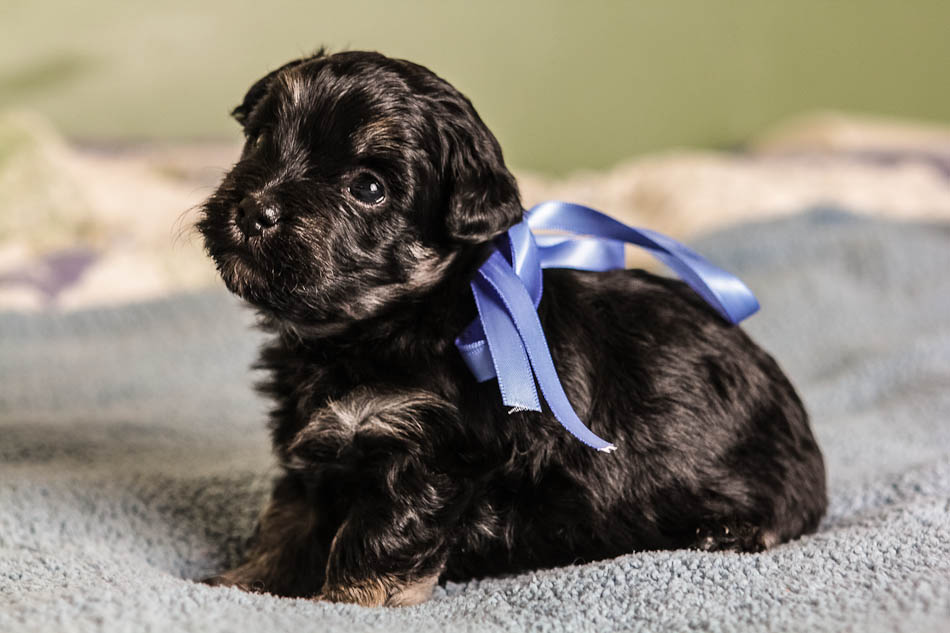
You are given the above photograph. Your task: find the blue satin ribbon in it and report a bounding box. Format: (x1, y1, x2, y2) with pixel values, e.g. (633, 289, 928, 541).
(454, 201, 760, 453)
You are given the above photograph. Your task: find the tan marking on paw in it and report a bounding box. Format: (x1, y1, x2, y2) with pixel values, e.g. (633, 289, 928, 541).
(320, 577, 390, 607)
(203, 564, 268, 593)
(320, 572, 439, 607)
(758, 529, 780, 550)
(385, 573, 440, 607)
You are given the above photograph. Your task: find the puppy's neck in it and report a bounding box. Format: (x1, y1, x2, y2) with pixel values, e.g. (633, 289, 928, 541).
(260, 242, 493, 364)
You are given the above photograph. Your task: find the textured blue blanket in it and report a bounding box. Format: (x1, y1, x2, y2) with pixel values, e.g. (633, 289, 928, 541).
(2, 210, 949, 632)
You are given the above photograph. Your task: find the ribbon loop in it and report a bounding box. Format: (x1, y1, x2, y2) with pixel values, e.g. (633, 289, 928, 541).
(455, 201, 759, 452)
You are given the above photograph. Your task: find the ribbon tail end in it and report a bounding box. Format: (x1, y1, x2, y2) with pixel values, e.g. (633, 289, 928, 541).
(599, 444, 618, 454)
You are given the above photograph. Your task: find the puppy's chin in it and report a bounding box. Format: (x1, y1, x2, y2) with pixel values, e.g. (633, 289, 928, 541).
(213, 250, 269, 301)
(204, 248, 346, 336)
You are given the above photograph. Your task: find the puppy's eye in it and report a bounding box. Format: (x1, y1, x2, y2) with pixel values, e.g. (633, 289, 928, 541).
(348, 172, 386, 205)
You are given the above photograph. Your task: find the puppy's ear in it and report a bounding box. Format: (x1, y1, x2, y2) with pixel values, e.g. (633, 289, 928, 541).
(440, 103, 523, 244)
(231, 48, 328, 127)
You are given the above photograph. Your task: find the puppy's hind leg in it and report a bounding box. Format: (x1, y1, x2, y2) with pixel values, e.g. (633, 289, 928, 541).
(203, 473, 331, 597)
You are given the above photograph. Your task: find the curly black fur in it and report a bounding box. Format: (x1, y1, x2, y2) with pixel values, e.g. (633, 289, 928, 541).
(197, 50, 827, 606)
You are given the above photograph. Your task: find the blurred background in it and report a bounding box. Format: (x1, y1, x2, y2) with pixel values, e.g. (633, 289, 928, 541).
(5, 0, 950, 170)
(2, 0, 950, 309)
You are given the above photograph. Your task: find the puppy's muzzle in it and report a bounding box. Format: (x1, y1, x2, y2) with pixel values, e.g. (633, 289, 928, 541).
(236, 197, 281, 238)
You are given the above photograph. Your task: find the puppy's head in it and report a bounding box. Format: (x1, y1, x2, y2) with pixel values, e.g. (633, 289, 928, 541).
(198, 50, 522, 331)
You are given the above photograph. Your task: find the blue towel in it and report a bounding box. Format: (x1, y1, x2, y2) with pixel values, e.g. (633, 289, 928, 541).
(2, 209, 949, 632)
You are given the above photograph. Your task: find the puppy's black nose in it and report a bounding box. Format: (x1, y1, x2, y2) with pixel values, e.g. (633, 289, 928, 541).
(236, 197, 281, 238)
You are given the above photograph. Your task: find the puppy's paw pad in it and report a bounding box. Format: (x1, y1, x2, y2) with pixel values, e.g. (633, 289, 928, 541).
(692, 522, 769, 553)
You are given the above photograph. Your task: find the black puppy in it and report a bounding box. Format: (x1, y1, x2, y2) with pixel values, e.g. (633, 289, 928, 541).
(198, 50, 826, 606)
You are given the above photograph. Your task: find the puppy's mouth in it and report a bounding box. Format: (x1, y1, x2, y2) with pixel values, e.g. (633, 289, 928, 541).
(203, 224, 331, 326)
(199, 210, 277, 296)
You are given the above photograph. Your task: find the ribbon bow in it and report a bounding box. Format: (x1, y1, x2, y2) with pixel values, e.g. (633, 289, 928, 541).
(454, 201, 760, 452)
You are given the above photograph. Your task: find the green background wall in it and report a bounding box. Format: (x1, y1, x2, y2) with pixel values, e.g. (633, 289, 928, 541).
(2, 0, 948, 173)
